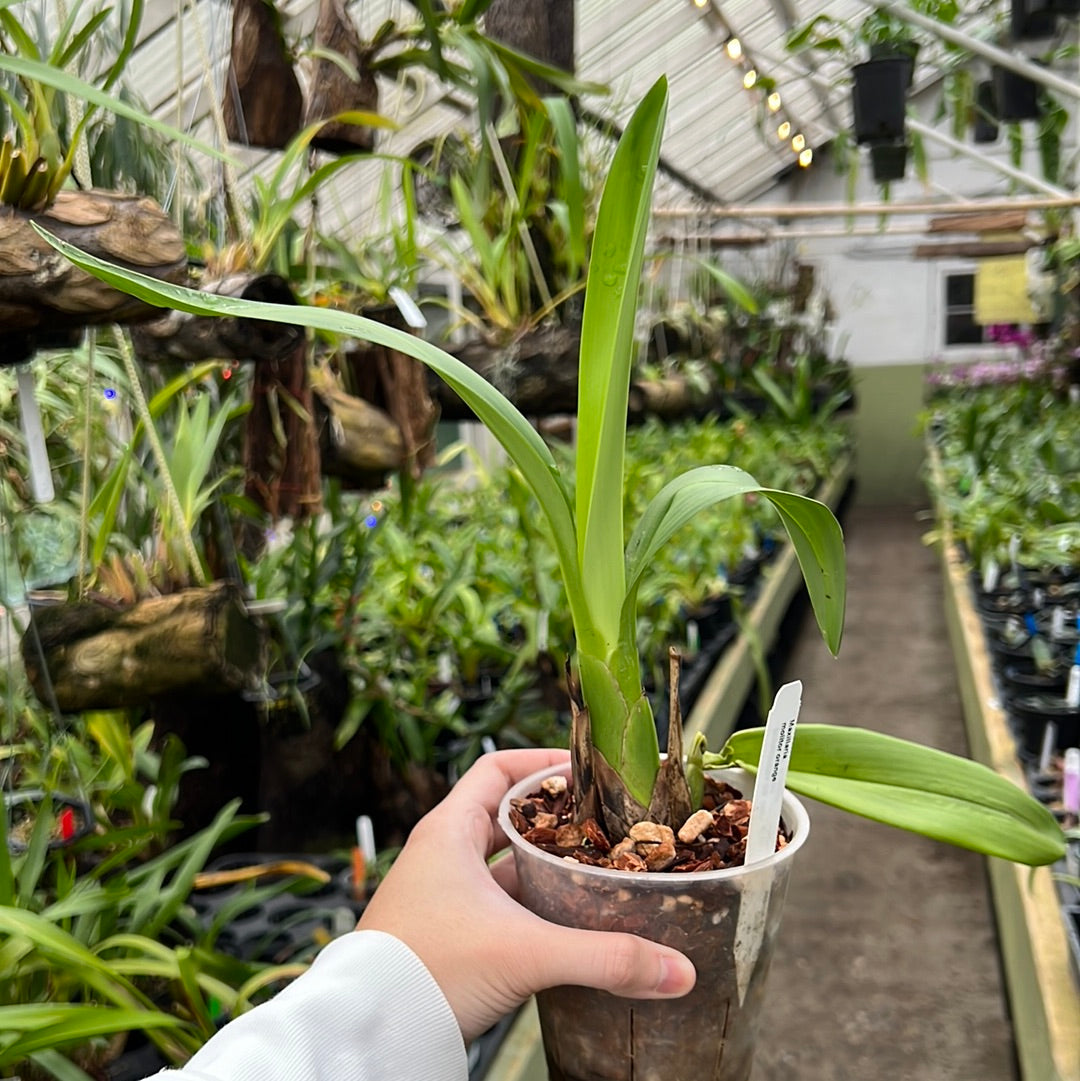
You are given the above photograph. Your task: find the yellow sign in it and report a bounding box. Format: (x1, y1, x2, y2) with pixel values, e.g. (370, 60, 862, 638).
(974, 254, 1036, 325)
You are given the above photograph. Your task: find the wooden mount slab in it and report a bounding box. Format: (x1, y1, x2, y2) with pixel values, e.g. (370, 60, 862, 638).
(21, 583, 261, 712)
(0, 189, 186, 352)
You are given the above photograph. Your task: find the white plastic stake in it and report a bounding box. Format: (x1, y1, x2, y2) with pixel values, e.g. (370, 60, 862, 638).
(744, 681, 802, 864)
(16, 367, 55, 504)
(1064, 748, 1080, 818)
(735, 680, 803, 1004)
(355, 815, 376, 867)
(388, 286, 428, 329)
(1038, 721, 1057, 774)
(1067, 660, 1080, 710)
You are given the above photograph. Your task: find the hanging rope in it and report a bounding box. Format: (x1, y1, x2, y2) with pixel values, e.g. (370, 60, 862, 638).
(186, 0, 243, 237)
(111, 327, 208, 587)
(76, 334, 95, 600)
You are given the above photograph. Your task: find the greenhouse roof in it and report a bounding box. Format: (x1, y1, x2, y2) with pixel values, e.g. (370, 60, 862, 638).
(122, 0, 1057, 238)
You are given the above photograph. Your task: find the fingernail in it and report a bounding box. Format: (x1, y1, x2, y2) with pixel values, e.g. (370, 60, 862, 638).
(656, 954, 696, 996)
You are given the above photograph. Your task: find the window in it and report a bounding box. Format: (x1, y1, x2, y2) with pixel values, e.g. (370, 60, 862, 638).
(943, 273, 984, 346)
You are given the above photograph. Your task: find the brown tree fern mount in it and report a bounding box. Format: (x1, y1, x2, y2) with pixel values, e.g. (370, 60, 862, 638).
(0, 191, 186, 359)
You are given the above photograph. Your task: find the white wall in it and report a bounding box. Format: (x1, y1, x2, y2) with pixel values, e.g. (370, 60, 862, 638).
(744, 79, 1073, 372)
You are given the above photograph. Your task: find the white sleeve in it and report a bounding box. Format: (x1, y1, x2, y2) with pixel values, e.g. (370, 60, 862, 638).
(148, 930, 469, 1081)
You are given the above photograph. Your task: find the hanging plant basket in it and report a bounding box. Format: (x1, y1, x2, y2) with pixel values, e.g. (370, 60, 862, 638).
(993, 66, 1042, 121)
(973, 79, 1000, 143)
(869, 141, 908, 183)
(222, 0, 303, 149)
(868, 40, 920, 88)
(302, 0, 379, 155)
(851, 58, 910, 145)
(1011, 0, 1059, 39)
(5, 790, 95, 853)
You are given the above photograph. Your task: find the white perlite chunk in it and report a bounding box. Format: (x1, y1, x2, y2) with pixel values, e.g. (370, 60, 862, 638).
(628, 821, 675, 846)
(677, 809, 714, 843)
(540, 775, 568, 797)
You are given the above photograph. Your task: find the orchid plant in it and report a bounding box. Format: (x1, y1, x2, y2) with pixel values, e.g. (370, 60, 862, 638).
(38, 78, 1064, 866)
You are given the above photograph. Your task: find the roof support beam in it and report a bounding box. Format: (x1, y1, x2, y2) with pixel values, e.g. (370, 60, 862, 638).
(906, 117, 1072, 199)
(654, 195, 1080, 220)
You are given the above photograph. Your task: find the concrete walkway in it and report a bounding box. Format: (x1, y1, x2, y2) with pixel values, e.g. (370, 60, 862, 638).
(752, 505, 1017, 1081)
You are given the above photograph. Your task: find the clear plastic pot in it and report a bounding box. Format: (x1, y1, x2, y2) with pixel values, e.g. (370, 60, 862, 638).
(498, 764, 809, 1081)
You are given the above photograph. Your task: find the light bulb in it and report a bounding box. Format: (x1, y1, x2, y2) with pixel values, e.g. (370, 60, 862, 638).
(767, 91, 781, 112)
(725, 37, 742, 60)
(777, 120, 791, 140)
(743, 69, 757, 89)
(791, 132, 805, 152)
(798, 147, 813, 167)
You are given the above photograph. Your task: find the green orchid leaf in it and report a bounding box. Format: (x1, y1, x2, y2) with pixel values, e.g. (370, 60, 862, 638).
(695, 260, 759, 314)
(0, 54, 234, 164)
(576, 75, 667, 657)
(33, 225, 589, 644)
(0, 1006, 184, 1068)
(545, 95, 585, 281)
(763, 490, 846, 655)
(717, 724, 1065, 866)
(623, 467, 845, 655)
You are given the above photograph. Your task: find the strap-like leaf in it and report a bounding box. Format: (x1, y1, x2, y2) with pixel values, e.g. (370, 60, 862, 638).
(34, 227, 590, 645)
(576, 75, 667, 653)
(623, 466, 845, 655)
(719, 724, 1065, 866)
(0, 1006, 184, 1068)
(0, 54, 234, 164)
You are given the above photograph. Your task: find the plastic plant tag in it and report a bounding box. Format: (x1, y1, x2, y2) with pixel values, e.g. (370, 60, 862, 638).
(1038, 721, 1057, 774)
(734, 679, 802, 1004)
(388, 286, 427, 329)
(1052, 605, 1067, 639)
(982, 557, 1000, 594)
(1067, 644, 1080, 710)
(1064, 748, 1079, 820)
(16, 367, 55, 504)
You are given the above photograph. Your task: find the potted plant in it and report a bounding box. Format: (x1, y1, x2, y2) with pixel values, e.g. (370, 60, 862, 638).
(869, 140, 909, 182)
(42, 77, 1067, 1081)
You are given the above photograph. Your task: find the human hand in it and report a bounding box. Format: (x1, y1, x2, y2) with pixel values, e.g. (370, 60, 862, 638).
(357, 748, 696, 1042)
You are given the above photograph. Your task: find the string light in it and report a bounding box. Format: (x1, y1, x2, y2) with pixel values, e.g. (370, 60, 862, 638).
(693, 0, 709, 7)
(103, 387, 117, 400)
(706, 9, 811, 172)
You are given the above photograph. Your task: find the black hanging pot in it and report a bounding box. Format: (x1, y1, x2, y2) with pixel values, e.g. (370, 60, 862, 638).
(869, 141, 908, 183)
(868, 40, 920, 88)
(973, 79, 1000, 143)
(993, 65, 1043, 121)
(851, 58, 911, 144)
(1011, 0, 1058, 38)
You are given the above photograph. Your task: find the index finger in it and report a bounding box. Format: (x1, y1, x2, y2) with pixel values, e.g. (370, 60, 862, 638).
(444, 748, 571, 820)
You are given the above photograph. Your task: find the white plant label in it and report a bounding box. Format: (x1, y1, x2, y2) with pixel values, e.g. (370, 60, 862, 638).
(1052, 605, 1066, 639)
(1067, 665, 1080, 710)
(389, 286, 428, 329)
(982, 558, 1000, 594)
(16, 367, 55, 504)
(735, 680, 802, 1005)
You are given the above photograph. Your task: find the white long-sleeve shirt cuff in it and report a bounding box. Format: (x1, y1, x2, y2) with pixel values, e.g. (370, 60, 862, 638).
(151, 930, 468, 1081)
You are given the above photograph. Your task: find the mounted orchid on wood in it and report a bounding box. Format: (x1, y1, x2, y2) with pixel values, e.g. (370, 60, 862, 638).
(37, 77, 1063, 866)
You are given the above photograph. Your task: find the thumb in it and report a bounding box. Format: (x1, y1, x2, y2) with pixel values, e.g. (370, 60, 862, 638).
(524, 923, 696, 1000)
